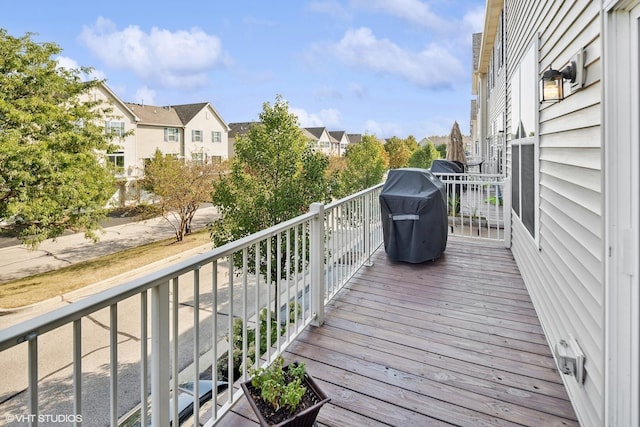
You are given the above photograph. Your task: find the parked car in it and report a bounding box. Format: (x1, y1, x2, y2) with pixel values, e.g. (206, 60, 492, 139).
(119, 380, 228, 426)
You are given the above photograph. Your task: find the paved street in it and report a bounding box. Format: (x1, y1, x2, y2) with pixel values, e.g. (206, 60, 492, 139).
(0, 205, 218, 286)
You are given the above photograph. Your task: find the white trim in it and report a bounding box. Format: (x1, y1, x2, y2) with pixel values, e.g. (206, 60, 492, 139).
(604, 2, 640, 426)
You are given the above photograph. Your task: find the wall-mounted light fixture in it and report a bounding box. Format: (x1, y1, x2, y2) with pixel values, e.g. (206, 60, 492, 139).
(540, 49, 585, 102)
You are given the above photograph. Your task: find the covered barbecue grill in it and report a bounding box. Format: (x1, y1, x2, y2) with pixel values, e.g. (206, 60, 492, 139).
(379, 168, 448, 263)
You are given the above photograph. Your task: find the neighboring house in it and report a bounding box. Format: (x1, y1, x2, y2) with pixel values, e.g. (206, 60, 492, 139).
(329, 130, 350, 156)
(346, 133, 363, 144)
(475, 1, 639, 426)
(229, 123, 350, 157)
(83, 83, 141, 206)
(86, 83, 230, 206)
(126, 102, 230, 165)
(227, 121, 256, 158)
(305, 127, 339, 156)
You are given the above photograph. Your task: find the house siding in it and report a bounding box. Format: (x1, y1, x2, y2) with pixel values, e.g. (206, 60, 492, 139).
(182, 107, 229, 161)
(505, 0, 604, 426)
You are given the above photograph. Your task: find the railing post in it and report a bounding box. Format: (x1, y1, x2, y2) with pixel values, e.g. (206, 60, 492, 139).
(310, 202, 325, 327)
(364, 191, 373, 267)
(151, 281, 170, 427)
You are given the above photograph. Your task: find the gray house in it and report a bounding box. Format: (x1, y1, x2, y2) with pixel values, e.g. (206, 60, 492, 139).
(475, 1, 640, 426)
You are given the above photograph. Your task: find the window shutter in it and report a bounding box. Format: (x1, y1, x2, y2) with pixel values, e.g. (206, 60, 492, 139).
(164, 128, 168, 142)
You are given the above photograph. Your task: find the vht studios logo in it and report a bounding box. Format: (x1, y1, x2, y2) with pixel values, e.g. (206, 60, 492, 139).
(4, 414, 83, 423)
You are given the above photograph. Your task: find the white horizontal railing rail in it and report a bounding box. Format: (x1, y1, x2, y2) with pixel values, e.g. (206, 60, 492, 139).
(432, 172, 506, 243)
(0, 184, 385, 427)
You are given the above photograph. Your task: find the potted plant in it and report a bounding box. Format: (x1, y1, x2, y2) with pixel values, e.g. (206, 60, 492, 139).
(241, 356, 330, 427)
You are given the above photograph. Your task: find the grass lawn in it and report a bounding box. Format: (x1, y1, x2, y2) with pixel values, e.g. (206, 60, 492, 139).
(0, 229, 212, 309)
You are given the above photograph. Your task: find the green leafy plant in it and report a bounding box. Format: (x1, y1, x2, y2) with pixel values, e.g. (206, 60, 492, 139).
(249, 356, 307, 413)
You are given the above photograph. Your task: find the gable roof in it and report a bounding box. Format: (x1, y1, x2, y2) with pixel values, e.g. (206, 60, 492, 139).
(172, 103, 209, 124)
(125, 103, 183, 127)
(329, 131, 347, 141)
(347, 134, 363, 144)
(304, 127, 328, 139)
(228, 122, 258, 138)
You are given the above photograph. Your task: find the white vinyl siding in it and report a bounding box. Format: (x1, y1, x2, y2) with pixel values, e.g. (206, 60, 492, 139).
(504, 0, 603, 426)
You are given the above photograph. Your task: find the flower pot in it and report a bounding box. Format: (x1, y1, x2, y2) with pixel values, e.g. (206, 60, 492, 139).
(241, 364, 330, 427)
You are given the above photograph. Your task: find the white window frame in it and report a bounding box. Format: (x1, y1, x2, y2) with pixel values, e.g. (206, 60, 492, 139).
(191, 152, 205, 165)
(106, 121, 125, 137)
(509, 39, 540, 246)
(192, 129, 203, 142)
(107, 151, 125, 169)
(211, 131, 221, 143)
(164, 128, 180, 142)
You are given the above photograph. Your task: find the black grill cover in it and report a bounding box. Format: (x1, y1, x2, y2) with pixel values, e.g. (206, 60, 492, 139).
(430, 159, 464, 174)
(379, 168, 448, 263)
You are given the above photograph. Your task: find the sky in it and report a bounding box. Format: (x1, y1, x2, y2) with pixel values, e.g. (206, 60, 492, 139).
(2, 0, 485, 139)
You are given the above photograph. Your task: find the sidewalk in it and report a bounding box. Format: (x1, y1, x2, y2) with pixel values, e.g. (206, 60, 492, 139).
(0, 205, 218, 284)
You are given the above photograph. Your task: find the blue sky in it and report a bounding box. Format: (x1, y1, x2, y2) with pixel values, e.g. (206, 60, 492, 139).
(3, 0, 485, 138)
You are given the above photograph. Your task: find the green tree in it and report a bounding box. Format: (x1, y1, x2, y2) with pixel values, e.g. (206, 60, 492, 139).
(210, 96, 330, 311)
(408, 142, 440, 169)
(339, 134, 389, 196)
(143, 149, 225, 242)
(435, 143, 447, 159)
(404, 135, 420, 153)
(0, 30, 117, 248)
(384, 136, 411, 169)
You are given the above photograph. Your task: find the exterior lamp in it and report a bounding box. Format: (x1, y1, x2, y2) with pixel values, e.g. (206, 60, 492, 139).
(541, 62, 576, 102)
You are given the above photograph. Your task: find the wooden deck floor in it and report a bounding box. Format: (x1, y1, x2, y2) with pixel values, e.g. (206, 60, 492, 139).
(217, 237, 578, 426)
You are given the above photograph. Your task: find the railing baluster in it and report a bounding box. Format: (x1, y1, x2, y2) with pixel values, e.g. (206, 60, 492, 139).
(276, 233, 282, 351)
(286, 228, 291, 342)
(140, 291, 148, 427)
(227, 259, 234, 405)
(241, 248, 248, 381)
(110, 304, 118, 427)
(193, 267, 200, 426)
(171, 277, 179, 427)
(266, 239, 272, 362)
(211, 259, 218, 421)
(28, 335, 38, 427)
(72, 319, 81, 426)
(254, 243, 260, 368)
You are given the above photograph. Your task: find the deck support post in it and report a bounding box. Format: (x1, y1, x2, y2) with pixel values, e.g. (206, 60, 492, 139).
(151, 281, 170, 427)
(310, 202, 325, 326)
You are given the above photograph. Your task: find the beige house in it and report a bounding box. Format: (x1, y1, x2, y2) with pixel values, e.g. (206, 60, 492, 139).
(476, 1, 640, 426)
(304, 127, 340, 156)
(87, 83, 230, 205)
(329, 130, 350, 156)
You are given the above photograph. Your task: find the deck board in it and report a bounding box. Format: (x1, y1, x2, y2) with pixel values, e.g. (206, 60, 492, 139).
(217, 237, 578, 426)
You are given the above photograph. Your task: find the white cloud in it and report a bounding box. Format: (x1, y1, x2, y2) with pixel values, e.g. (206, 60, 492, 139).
(79, 17, 229, 90)
(356, 0, 447, 31)
(308, 0, 352, 19)
(133, 86, 156, 105)
(363, 119, 403, 138)
(463, 6, 485, 33)
(326, 27, 463, 89)
(56, 56, 106, 81)
(291, 107, 342, 128)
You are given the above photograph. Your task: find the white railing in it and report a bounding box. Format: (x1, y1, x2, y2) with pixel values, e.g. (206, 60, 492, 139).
(432, 172, 507, 243)
(0, 185, 384, 427)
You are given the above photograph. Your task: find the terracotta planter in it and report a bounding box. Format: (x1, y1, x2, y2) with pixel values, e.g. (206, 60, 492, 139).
(241, 366, 330, 427)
